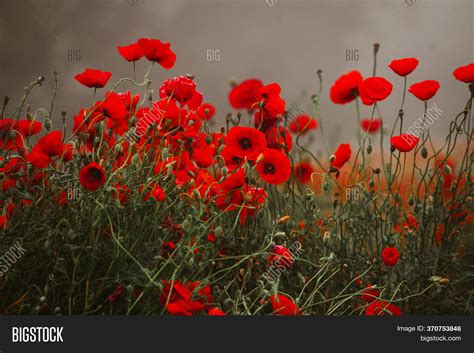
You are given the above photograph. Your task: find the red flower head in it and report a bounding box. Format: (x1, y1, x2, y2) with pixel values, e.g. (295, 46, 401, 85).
(268, 245, 293, 268)
(360, 118, 382, 133)
(117, 42, 144, 62)
(197, 103, 216, 120)
(388, 58, 419, 77)
(26, 149, 51, 168)
(137, 38, 176, 69)
(270, 294, 301, 316)
(390, 134, 419, 152)
(258, 83, 286, 118)
(265, 126, 293, 152)
(366, 300, 402, 316)
(35, 130, 64, 157)
(224, 126, 266, 161)
(228, 79, 263, 109)
(453, 63, 474, 83)
(331, 143, 351, 169)
(358, 77, 393, 106)
(160, 76, 203, 110)
(289, 114, 318, 135)
(79, 162, 106, 191)
(408, 80, 440, 101)
(330, 70, 363, 104)
(294, 162, 315, 184)
(208, 307, 226, 316)
(256, 148, 291, 185)
(381, 247, 400, 266)
(0, 215, 6, 229)
(15, 120, 42, 136)
(74, 68, 112, 88)
(360, 285, 380, 302)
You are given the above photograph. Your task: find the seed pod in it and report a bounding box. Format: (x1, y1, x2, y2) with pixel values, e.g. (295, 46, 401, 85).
(421, 146, 428, 159)
(44, 118, 52, 131)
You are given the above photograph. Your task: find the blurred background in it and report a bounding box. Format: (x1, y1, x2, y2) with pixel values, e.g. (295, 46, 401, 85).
(0, 0, 472, 149)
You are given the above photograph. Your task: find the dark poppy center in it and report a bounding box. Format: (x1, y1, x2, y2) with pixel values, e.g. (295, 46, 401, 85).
(88, 167, 103, 180)
(239, 137, 252, 150)
(264, 163, 275, 174)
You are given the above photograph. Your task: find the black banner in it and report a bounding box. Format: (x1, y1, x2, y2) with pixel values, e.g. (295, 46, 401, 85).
(0, 316, 472, 352)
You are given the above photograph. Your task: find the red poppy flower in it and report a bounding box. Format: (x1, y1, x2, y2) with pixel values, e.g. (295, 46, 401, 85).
(208, 307, 226, 316)
(15, 120, 42, 136)
(289, 114, 318, 135)
(360, 285, 380, 302)
(26, 149, 51, 168)
(117, 42, 144, 62)
(390, 134, 419, 152)
(35, 131, 65, 157)
(228, 79, 263, 109)
(74, 68, 112, 88)
(197, 103, 216, 120)
(408, 80, 440, 101)
(453, 63, 474, 83)
(113, 184, 130, 204)
(160, 76, 203, 110)
(258, 83, 285, 118)
(294, 162, 314, 184)
(331, 143, 351, 169)
(366, 300, 402, 316)
(107, 285, 125, 304)
(265, 126, 293, 151)
(0, 215, 6, 229)
(160, 280, 213, 316)
(358, 77, 393, 105)
(224, 126, 266, 161)
(256, 148, 291, 185)
(388, 58, 419, 77)
(137, 38, 176, 69)
(360, 118, 382, 133)
(268, 245, 293, 268)
(270, 294, 301, 316)
(0, 157, 21, 175)
(381, 247, 400, 266)
(329, 70, 363, 104)
(79, 162, 107, 191)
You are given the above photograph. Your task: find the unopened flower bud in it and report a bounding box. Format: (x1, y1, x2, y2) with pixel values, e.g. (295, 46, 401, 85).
(421, 146, 428, 159)
(366, 144, 373, 155)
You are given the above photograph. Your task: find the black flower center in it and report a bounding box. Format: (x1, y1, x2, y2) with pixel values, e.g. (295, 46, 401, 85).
(88, 167, 103, 181)
(239, 137, 252, 150)
(264, 163, 275, 174)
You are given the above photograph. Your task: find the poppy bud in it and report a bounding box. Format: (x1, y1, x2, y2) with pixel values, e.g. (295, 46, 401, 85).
(443, 164, 452, 174)
(439, 277, 449, 285)
(390, 145, 396, 153)
(205, 135, 213, 145)
(329, 154, 336, 162)
(256, 153, 264, 163)
(323, 231, 330, 244)
(366, 144, 373, 154)
(373, 43, 380, 54)
(277, 215, 291, 224)
(421, 146, 428, 159)
(44, 118, 52, 131)
(131, 153, 140, 165)
(408, 197, 415, 206)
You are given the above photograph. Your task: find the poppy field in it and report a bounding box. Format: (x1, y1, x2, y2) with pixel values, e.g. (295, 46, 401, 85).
(0, 38, 472, 316)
